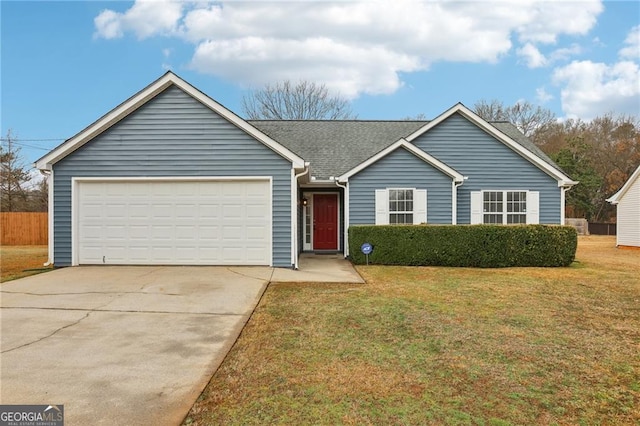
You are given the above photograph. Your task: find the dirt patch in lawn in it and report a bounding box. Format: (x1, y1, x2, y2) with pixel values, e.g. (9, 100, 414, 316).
(184, 236, 639, 425)
(1, 245, 51, 282)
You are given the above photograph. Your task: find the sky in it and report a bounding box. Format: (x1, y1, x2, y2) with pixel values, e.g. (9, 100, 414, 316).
(2, 0, 639, 169)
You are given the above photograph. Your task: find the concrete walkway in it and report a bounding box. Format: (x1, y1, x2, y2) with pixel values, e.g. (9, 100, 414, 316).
(272, 253, 364, 283)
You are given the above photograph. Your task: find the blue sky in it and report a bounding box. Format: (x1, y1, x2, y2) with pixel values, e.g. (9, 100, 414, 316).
(2, 0, 639, 168)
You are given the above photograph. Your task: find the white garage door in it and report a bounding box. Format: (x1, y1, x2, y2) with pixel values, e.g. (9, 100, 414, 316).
(76, 179, 271, 265)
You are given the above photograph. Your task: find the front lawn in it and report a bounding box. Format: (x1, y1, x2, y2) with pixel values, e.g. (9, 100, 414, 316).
(0, 245, 51, 282)
(185, 236, 639, 425)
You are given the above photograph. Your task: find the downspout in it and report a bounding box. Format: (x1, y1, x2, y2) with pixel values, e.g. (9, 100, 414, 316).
(452, 178, 467, 225)
(40, 168, 54, 267)
(334, 179, 349, 257)
(292, 163, 310, 270)
(560, 185, 573, 226)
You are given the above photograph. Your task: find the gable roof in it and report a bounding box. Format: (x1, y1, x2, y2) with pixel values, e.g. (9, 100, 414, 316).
(35, 71, 305, 170)
(607, 164, 640, 204)
(337, 138, 465, 183)
(251, 113, 572, 184)
(405, 103, 577, 187)
(250, 120, 423, 179)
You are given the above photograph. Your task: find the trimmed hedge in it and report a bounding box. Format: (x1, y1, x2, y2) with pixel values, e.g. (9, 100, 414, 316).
(348, 225, 577, 267)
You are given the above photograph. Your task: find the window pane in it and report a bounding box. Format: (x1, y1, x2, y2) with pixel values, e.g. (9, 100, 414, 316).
(507, 214, 526, 224)
(507, 191, 526, 213)
(405, 190, 413, 201)
(484, 191, 503, 213)
(483, 214, 502, 224)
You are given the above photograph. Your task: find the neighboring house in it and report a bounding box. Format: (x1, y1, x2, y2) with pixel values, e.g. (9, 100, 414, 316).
(607, 165, 640, 248)
(35, 72, 577, 268)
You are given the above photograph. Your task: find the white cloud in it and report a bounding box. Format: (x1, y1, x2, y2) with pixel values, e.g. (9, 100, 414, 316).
(94, 0, 605, 98)
(549, 44, 582, 62)
(93, 10, 123, 39)
(162, 48, 173, 71)
(553, 60, 640, 119)
(514, 0, 603, 44)
(552, 26, 640, 119)
(536, 87, 553, 104)
(619, 25, 640, 60)
(191, 36, 420, 97)
(517, 43, 547, 68)
(94, 0, 184, 40)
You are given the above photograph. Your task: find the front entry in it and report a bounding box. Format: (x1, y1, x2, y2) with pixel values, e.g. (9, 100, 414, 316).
(313, 194, 338, 250)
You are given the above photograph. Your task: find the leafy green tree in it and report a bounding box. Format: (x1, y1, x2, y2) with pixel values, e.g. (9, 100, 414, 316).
(551, 138, 602, 220)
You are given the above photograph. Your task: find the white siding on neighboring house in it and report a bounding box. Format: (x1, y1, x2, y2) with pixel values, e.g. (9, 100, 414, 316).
(613, 167, 640, 247)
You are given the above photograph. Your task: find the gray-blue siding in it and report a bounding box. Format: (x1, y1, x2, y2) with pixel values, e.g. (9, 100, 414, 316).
(412, 113, 561, 224)
(349, 147, 454, 224)
(52, 85, 293, 267)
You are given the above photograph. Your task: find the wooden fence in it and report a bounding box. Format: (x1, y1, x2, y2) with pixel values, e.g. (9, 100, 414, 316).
(589, 222, 617, 236)
(1, 212, 48, 245)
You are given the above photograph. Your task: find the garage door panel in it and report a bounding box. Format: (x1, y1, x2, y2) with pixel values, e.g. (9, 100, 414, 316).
(77, 180, 271, 265)
(129, 225, 150, 239)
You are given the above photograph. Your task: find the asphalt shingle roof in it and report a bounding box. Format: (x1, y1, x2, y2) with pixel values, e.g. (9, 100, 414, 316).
(249, 119, 564, 179)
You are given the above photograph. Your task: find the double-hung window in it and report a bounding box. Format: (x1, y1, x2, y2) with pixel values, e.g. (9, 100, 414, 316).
(471, 190, 539, 224)
(483, 191, 527, 224)
(389, 189, 413, 224)
(375, 188, 427, 225)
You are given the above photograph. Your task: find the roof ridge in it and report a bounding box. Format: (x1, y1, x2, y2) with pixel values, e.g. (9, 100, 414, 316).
(247, 119, 430, 123)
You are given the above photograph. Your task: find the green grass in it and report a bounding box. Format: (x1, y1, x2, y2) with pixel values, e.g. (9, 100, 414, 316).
(184, 236, 640, 425)
(1, 245, 51, 282)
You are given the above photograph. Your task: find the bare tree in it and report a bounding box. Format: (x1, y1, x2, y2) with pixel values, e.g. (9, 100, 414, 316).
(540, 114, 640, 221)
(474, 99, 556, 140)
(1, 130, 31, 211)
(27, 176, 48, 212)
(242, 80, 356, 120)
(403, 113, 428, 120)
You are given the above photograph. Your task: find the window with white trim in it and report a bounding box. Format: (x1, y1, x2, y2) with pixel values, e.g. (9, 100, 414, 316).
(470, 190, 538, 225)
(375, 188, 427, 225)
(389, 189, 413, 224)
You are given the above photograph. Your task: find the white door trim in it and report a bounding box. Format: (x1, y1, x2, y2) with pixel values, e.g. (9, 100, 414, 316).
(301, 191, 341, 252)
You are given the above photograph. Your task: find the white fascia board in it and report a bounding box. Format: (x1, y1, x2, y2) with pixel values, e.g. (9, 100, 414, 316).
(405, 103, 576, 187)
(337, 138, 464, 183)
(35, 72, 305, 170)
(607, 164, 640, 204)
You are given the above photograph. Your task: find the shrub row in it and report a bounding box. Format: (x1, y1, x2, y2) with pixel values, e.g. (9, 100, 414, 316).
(348, 225, 577, 267)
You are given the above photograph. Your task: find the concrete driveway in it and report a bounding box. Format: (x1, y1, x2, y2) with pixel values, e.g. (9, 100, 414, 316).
(0, 266, 271, 426)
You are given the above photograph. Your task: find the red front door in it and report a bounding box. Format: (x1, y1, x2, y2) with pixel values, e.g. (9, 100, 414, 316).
(313, 194, 338, 250)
